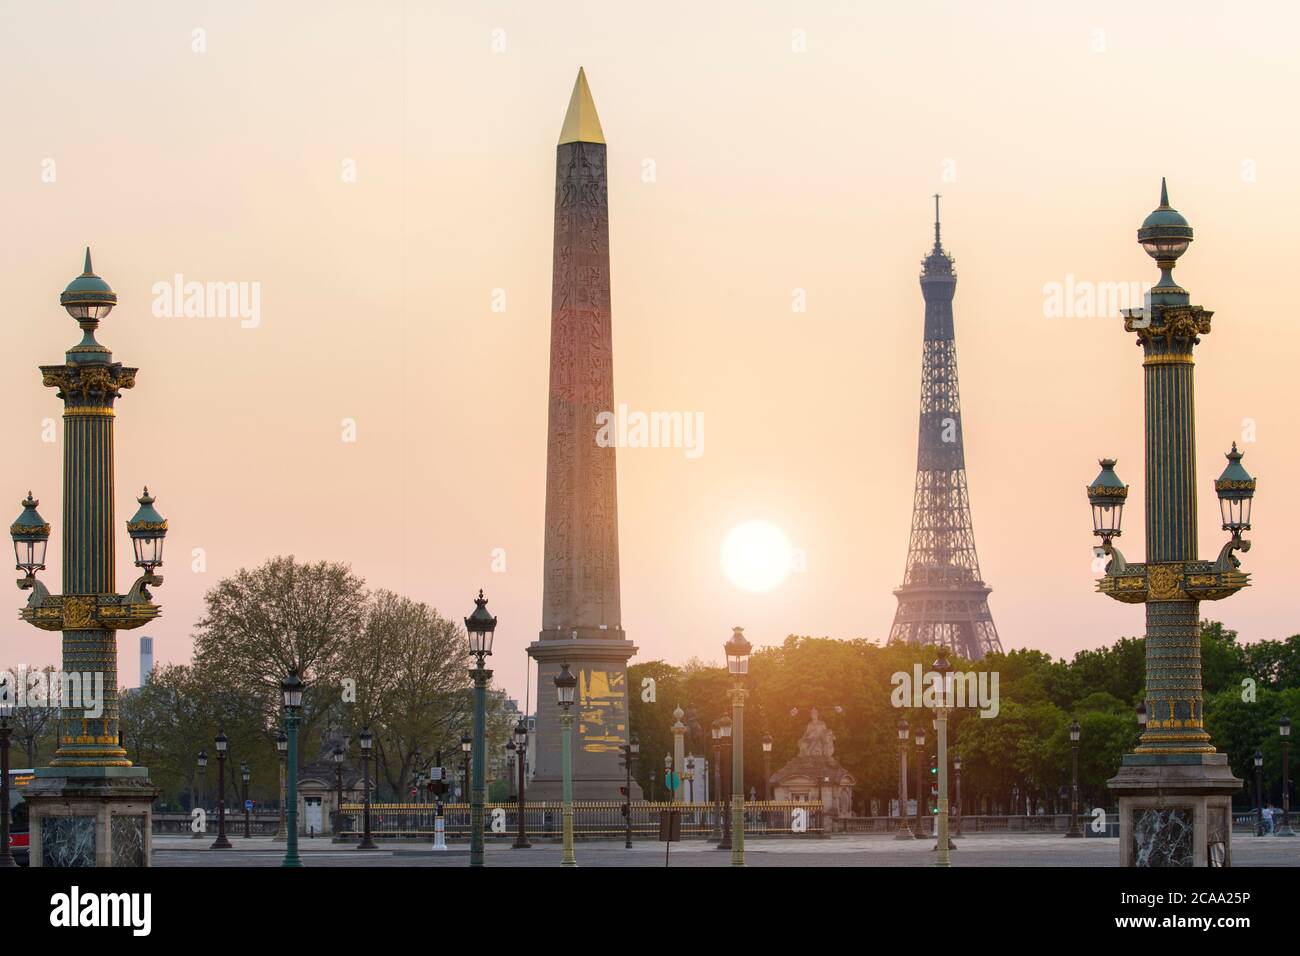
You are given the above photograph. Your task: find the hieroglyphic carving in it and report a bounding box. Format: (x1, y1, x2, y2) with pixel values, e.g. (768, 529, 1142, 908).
(542, 140, 622, 634)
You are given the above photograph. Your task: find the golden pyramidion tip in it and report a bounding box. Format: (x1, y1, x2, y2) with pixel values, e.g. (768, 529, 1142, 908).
(558, 67, 605, 145)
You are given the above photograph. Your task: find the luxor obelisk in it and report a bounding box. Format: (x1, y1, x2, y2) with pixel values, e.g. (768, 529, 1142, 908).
(528, 69, 641, 801)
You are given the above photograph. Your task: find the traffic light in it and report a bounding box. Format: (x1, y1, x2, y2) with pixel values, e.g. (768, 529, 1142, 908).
(619, 786, 629, 817)
(929, 754, 937, 776)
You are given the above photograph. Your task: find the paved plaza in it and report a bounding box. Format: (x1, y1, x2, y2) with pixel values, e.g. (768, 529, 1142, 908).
(153, 833, 1300, 867)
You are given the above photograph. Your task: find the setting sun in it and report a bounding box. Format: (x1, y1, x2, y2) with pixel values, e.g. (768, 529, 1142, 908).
(721, 519, 795, 593)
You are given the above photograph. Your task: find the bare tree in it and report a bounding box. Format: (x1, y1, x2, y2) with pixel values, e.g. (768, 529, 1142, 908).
(341, 590, 471, 797)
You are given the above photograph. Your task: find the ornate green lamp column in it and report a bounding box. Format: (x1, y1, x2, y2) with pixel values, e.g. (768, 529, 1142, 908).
(724, 627, 751, 867)
(464, 590, 496, 867)
(554, 662, 578, 867)
(13, 250, 165, 868)
(1093, 182, 1247, 867)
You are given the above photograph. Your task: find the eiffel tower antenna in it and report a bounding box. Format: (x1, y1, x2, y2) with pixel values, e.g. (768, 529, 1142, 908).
(889, 199, 1002, 660)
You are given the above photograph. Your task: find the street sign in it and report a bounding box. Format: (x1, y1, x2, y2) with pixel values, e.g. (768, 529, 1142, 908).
(428, 767, 444, 781)
(663, 771, 680, 792)
(244, 799, 253, 811)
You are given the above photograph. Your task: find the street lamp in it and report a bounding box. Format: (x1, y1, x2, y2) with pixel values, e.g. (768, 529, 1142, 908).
(1066, 719, 1083, 838)
(463, 589, 496, 868)
(274, 732, 287, 841)
(0, 698, 14, 867)
(1253, 749, 1264, 837)
(512, 716, 531, 849)
(932, 648, 953, 866)
(762, 732, 773, 802)
(710, 719, 723, 841)
(554, 661, 578, 867)
(210, 729, 231, 850)
(1279, 716, 1294, 837)
(281, 669, 305, 866)
(333, 744, 345, 838)
(620, 735, 640, 849)
(717, 715, 733, 851)
(10, 493, 49, 589)
(953, 752, 963, 837)
(195, 750, 208, 841)
(240, 761, 251, 839)
(684, 758, 696, 803)
(460, 733, 472, 802)
(724, 626, 750, 867)
(357, 727, 376, 850)
(914, 723, 927, 839)
(1093, 182, 1250, 867)
(895, 717, 912, 839)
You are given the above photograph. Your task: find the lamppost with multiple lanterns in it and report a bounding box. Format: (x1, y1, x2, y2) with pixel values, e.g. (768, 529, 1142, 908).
(211, 730, 231, 850)
(724, 627, 751, 867)
(1092, 182, 1249, 866)
(554, 661, 578, 867)
(11, 251, 170, 867)
(464, 589, 496, 867)
(281, 669, 304, 867)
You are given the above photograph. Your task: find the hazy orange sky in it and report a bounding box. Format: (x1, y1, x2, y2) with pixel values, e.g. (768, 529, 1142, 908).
(3, 1, 1297, 707)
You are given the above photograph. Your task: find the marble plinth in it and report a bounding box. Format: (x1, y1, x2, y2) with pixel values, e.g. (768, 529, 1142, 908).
(25, 766, 159, 868)
(1107, 753, 1240, 867)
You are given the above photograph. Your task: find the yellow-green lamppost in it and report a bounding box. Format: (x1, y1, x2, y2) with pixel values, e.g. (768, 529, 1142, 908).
(724, 627, 751, 867)
(1093, 181, 1251, 867)
(932, 648, 953, 867)
(895, 717, 913, 839)
(12, 251, 170, 867)
(554, 662, 578, 866)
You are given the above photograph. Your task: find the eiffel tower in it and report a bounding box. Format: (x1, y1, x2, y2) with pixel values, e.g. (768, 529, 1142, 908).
(889, 196, 1002, 660)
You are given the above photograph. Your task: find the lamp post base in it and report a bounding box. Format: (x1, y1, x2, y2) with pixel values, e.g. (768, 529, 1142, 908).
(24, 767, 159, 867)
(1108, 753, 1241, 867)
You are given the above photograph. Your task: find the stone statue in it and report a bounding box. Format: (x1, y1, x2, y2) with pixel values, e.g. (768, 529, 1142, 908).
(797, 707, 835, 758)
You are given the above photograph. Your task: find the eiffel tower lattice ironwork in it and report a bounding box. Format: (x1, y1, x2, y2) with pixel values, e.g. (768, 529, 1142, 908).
(889, 196, 1002, 660)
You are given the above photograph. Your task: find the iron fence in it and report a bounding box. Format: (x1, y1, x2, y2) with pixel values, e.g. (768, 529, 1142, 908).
(335, 801, 824, 841)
